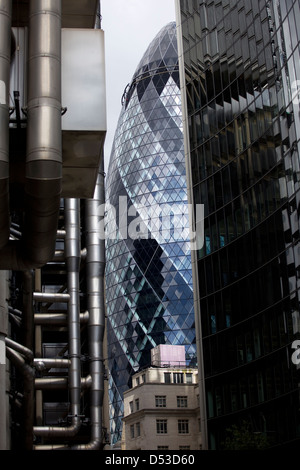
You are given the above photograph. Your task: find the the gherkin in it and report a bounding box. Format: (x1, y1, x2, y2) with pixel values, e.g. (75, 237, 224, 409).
(105, 22, 196, 445)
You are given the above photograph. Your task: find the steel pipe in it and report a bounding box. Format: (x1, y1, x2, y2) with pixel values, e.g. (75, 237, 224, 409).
(5, 337, 34, 363)
(70, 166, 105, 450)
(33, 292, 70, 303)
(35, 375, 91, 391)
(34, 311, 89, 326)
(35, 377, 68, 390)
(34, 358, 70, 370)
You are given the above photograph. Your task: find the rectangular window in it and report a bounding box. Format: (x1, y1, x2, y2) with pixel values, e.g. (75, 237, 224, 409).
(186, 373, 193, 383)
(164, 372, 171, 384)
(173, 372, 184, 383)
(155, 395, 166, 407)
(130, 424, 134, 439)
(178, 419, 189, 434)
(135, 398, 140, 411)
(129, 401, 133, 413)
(136, 377, 140, 386)
(142, 374, 146, 383)
(156, 419, 168, 434)
(136, 422, 140, 437)
(177, 396, 188, 407)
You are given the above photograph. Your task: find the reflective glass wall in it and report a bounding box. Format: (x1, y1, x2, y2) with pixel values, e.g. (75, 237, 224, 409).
(105, 22, 196, 445)
(178, 0, 300, 449)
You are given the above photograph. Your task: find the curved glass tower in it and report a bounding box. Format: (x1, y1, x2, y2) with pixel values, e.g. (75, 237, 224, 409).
(177, 0, 300, 449)
(105, 22, 196, 444)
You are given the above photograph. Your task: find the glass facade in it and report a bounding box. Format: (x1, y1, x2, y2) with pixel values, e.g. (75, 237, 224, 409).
(105, 22, 196, 444)
(178, 0, 300, 449)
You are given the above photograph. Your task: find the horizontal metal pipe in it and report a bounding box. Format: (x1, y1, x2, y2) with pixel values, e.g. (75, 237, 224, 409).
(33, 292, 70, 303)
(35, 377, 67, 390)
(53, 250, 64, 261)
(53, 248, 86, 262)
(5, 337, 34, 363)
(6, 347, 35, 378)
(33, 422, 80, 439)
(34, 311, 89, 325)
(35, 375, 91, 391)
(57, 230, 66, 239)
(34, 358, 70, 370)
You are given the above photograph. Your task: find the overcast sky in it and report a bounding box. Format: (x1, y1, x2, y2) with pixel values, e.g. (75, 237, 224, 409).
(101, 0, 176, 171)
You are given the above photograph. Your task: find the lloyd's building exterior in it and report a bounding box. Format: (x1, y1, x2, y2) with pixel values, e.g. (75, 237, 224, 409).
(176, 0, 300, 449)
(0, 1, 107, 450)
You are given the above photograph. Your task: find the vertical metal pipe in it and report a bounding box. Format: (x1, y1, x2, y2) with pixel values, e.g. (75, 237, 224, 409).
(34, 269, 43, 427)
(0, 0, 11, 250)
(22, 271, 34, 352)
(82, 164, 106, 449)
(25, 0, 62, 266)
(65, 198, 82, 433)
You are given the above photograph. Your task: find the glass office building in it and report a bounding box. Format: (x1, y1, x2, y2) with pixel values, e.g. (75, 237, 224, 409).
(105, 22, 196, 444)
(177, 0, 300, 449)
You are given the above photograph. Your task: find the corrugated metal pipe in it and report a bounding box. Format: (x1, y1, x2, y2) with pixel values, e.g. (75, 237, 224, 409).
(0, 0, 11, 250)
(33, 198, 82, 440)
(0, 0, 62, 270)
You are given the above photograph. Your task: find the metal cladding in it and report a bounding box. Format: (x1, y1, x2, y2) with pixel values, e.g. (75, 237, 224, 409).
(178, 0, 300, 450)
(105, 22, 196, 444)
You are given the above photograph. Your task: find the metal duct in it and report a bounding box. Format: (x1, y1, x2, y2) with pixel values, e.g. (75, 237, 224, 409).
(0, 0, 11, 250)
(74, 166, 106, 450)
(34, 198, 82, 439)
(0, 0, 62, 270)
